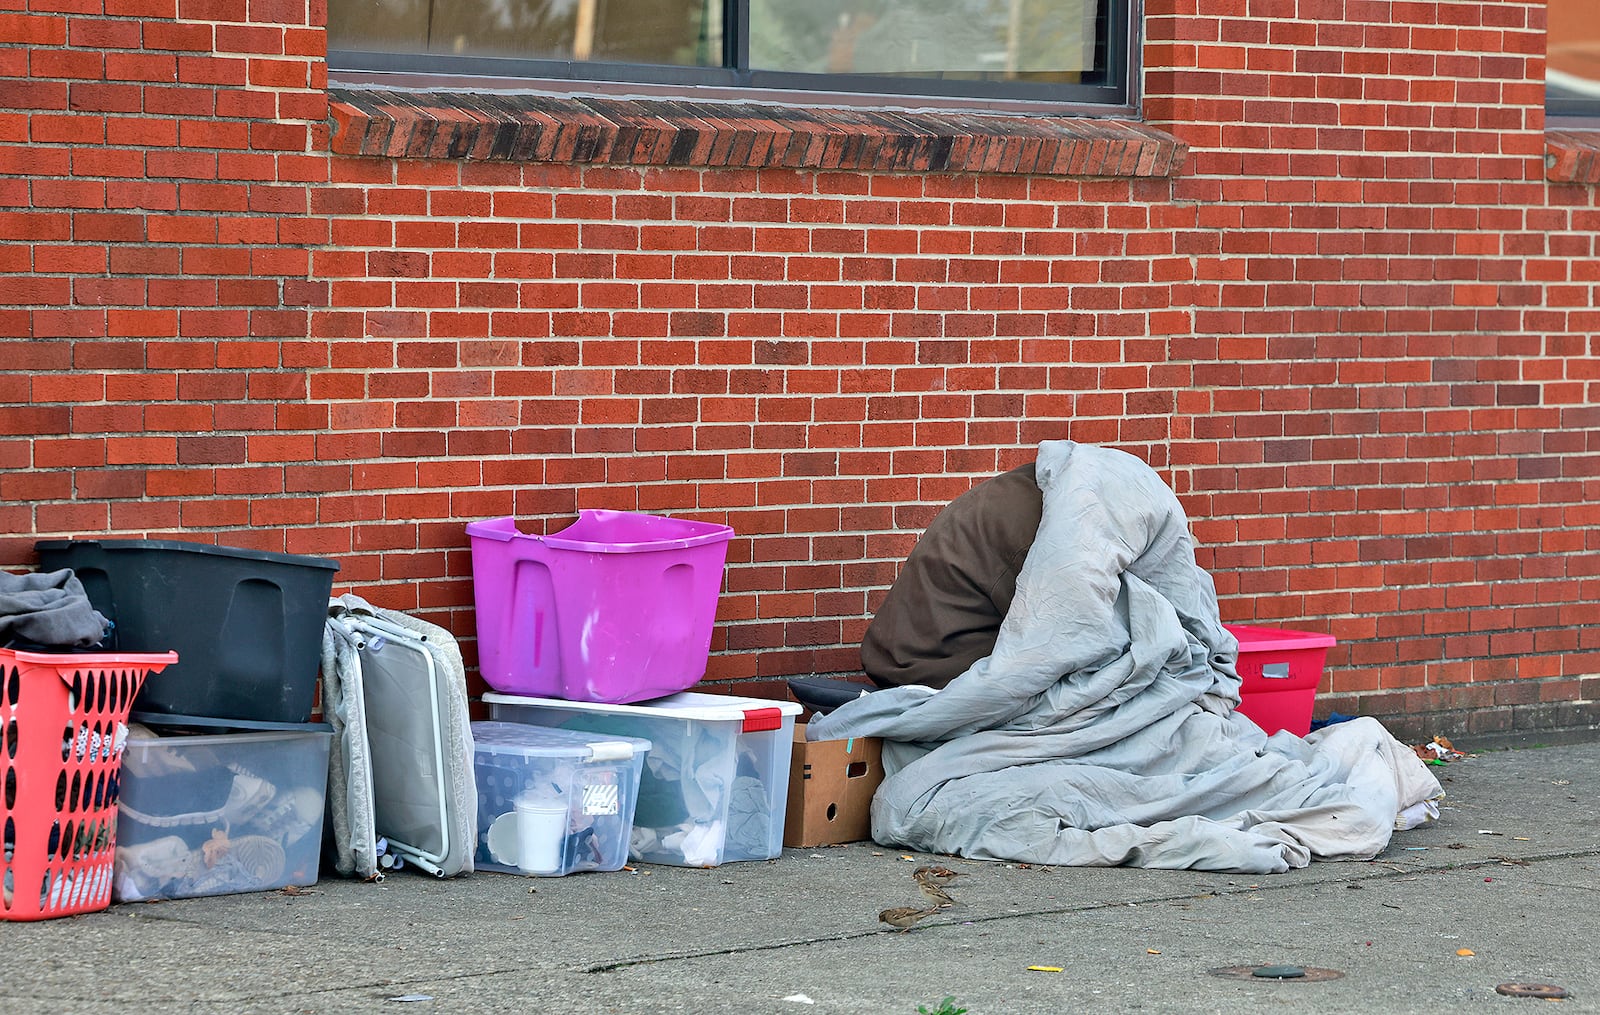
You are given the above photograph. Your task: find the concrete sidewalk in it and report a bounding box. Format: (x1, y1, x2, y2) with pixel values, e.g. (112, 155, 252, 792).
(6, 738, 1598, 1015)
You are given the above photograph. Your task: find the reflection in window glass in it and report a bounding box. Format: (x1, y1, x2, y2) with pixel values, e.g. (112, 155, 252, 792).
(749, 0, 1104, 84)
(1547, 0, 1600, 114)
(327, 0, 720, 66)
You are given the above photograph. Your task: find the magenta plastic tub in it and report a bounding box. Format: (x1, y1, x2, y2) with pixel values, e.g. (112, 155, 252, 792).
(466, 510, 735, 704)
(1225, 623, 1336, 737)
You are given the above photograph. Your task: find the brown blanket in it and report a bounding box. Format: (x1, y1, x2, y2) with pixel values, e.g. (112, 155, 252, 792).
(860, 462, 1043, 689)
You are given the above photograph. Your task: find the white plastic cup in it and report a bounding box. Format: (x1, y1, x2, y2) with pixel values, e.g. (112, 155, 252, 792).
(513, 795, 568, 874)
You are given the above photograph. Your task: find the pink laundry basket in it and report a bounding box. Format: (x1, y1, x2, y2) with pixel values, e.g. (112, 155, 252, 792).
(466, 511, 735, 704)
(1, 647, 176, 921)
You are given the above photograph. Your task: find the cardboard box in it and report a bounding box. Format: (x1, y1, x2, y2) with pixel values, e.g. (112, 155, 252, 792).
(784, 725, 884, 848)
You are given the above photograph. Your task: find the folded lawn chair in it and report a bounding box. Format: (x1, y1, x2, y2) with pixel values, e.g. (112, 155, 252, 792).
(321, 595, 476, 879)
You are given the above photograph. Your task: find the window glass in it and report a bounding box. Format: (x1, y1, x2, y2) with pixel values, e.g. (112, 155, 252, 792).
(748, 0, 1103, 85)
(328, 0, 720, 66)
(1548, 0, 1600, 116)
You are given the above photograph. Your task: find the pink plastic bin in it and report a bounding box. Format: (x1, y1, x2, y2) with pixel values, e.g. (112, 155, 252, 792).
(1225, 623, 1335, 737)
(1, 648, 176, 921)
(466, 511, 735, 704)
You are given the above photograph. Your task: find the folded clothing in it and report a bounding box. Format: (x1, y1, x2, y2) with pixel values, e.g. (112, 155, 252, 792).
(0, 568, 109, 649)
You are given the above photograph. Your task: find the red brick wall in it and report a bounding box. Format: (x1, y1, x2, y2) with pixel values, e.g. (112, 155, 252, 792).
(1145, 0, 1600, 737)
(3, 0, 1596, 740)
(1, 0, 330, 543)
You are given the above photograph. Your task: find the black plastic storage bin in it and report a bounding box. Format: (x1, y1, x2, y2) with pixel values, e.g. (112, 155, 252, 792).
(35, 538, 339, 724)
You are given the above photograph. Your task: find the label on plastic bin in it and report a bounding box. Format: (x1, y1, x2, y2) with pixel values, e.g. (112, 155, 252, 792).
(582, 780, 620, 816)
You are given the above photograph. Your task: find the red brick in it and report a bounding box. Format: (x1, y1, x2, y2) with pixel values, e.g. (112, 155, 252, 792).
(1, 12, 67, 45)
(176, 182, 248, 211)
(250, 60, 311, 93)
(177, 54, 247, 86)
(178, 118, 250, 150)
(67, 81, 141, 113)
(69, 17, 140, 49)
(31, 308, 106, 337)
(0, 80, 68, 109)
(31, 178, 106, 209)
(30, 48, 103, 79)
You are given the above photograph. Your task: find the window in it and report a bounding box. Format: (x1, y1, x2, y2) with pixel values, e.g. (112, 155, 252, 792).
(1547, 0, 1600, 119)
(327, 0, 1135, 110)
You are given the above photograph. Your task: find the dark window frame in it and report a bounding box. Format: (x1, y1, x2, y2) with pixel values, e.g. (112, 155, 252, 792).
(1547, 96, 1600, 121)
(328, 0, 1140, 116)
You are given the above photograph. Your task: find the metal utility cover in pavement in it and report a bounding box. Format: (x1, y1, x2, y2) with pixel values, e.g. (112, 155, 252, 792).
(1495, 983, 1569, 999)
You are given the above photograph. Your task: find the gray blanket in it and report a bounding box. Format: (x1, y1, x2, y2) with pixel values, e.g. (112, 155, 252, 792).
(809, 441, 1443, 873)
(0, 569, 108, 648)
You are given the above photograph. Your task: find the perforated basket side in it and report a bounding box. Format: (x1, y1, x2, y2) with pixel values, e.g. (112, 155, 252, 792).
(1, 649, 174, 921)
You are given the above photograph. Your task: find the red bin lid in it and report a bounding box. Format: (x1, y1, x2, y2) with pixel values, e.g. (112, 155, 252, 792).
(1225, 624, 1336, 652)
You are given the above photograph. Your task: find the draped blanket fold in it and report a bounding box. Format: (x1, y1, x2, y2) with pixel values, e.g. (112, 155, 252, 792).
(809, 440, 1443, 873)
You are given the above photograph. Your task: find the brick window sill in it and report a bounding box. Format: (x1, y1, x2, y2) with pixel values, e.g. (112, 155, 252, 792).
(1546, 127, 1600, 184)
(326, 88, 1186, 178)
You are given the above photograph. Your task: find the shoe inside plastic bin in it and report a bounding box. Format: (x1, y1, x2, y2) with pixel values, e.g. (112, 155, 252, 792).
(114, 717, 333, 902)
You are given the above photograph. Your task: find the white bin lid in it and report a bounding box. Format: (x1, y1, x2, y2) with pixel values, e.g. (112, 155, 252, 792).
(471, 720, 651, 762)
(483, 691, 802, 732)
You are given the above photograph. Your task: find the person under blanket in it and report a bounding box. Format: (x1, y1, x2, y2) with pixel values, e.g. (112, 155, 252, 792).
(860, 461, 1043, 690)
(811, 440, 1444, 873)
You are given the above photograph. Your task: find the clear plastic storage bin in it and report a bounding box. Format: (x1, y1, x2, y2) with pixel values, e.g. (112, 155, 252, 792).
(471, 721, 651, 877)
(114, 721, 332, 901)
(484, 691, 801, 867)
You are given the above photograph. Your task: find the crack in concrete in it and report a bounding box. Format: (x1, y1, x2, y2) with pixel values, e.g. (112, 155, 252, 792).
(33, 847, 1598, 996)
(576, 847, 1600, 974)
